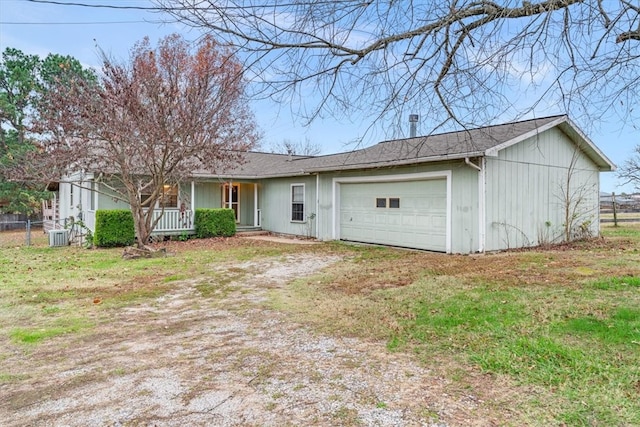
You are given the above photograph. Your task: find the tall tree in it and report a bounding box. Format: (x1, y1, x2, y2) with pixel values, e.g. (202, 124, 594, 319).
(158, 0, 640, 134)
(0, 48, 40, 146)
(30, 34, 259, 248)
(0, 48, 94, 214)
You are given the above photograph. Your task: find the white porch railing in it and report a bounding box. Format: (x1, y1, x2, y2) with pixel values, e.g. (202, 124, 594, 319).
(83, 209, 193, 235)
(150, 209, 194, 234)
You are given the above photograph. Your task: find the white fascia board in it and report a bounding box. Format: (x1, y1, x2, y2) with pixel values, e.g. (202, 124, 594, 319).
(307, 153, 485, 174)
(484, 116, 567, 157)
(560, 117, 617, 171)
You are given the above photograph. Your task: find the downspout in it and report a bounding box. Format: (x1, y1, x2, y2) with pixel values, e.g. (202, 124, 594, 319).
(478, 157, 486, 252)
(465, 157, 485, 252)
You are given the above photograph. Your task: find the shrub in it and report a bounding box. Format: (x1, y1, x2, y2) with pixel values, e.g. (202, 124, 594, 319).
(194, 208, 236, 238)
(94, 210, 135, 247)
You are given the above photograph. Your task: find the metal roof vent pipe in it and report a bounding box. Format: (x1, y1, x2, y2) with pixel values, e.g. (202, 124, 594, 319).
(409, 114, 419, 138)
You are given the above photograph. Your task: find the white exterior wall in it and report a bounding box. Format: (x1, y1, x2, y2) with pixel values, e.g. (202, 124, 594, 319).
(260, 176, 318, 237)
(484, 127, 601, 251)
(58, 172, 95, 228)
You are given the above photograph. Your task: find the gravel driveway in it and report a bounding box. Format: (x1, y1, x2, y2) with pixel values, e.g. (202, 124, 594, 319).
(1, 253, 507, 426)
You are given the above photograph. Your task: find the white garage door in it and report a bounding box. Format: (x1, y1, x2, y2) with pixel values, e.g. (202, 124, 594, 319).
(339, 179, 447, 251)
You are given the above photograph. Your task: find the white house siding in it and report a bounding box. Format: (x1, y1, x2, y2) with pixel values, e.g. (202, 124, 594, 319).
(59, 172, 94, 226)
(237, 182, 255, 226)
(260, 176, 318, 237)
(194, 182, 223, 209)
(314, 161, 480, 253)
(484, 127, 601, 251)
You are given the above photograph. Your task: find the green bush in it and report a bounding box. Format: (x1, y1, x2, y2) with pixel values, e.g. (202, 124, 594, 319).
(194, 208, 236, 238)
(94, 210, 135, 247)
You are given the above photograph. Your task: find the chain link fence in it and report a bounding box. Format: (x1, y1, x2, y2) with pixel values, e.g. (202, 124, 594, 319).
(0, 217, 89, 248)
(0, 220, 45, 248)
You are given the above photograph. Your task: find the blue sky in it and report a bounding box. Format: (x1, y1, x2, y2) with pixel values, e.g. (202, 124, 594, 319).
(1, 0, 638, 193)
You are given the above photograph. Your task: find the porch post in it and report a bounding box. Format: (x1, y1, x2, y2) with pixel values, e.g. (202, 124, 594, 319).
(254, 183, 258, 227)
(228, 181, 233, 209)
(191, 181, 195, 228)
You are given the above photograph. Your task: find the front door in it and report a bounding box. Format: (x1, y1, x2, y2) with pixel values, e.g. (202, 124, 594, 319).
(223, 184, 239, 222)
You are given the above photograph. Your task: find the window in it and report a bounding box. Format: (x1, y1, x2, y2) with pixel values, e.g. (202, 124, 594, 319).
(389, 198, 400, 208)
(160, 184, 179, 208)
(376, 198, 387, 208)
(291, 184, 305, 221)
(140, 184, 179, 208)
(69, 184, 74, 208)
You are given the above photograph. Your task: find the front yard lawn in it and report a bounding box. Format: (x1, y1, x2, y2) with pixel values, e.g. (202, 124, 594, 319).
(1, 225, 639, 425)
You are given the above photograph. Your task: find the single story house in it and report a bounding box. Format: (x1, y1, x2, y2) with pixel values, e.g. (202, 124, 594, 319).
(52, 115, 615, 253)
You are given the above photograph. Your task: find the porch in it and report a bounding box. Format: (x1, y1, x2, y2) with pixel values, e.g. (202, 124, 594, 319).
(83, 208, 262, 236)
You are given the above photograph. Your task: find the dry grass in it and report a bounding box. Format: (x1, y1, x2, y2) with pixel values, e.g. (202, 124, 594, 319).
(271, 226, 640, 426)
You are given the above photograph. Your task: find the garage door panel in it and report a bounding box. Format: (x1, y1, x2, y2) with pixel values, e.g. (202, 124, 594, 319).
(340, 179, 447, 252)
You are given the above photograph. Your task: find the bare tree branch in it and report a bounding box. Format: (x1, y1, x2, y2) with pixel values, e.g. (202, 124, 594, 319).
(156, 0, 640, 137)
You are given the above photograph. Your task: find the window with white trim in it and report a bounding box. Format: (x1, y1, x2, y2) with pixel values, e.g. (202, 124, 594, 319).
(140, 184, 179, 208)
(160, 184, 179, 208)
(291, 184, 305, 221)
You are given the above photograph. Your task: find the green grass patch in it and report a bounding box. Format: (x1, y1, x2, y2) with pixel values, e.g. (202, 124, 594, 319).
(555, 307, 640, 345)
(590, 275, 640, 290)
(0, 372, 30, 383)
(10, 317, 93, 344)
(601, 223, 640, 238)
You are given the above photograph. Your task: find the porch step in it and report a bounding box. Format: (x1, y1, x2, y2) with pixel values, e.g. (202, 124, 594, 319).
(236, 228, 268, 237)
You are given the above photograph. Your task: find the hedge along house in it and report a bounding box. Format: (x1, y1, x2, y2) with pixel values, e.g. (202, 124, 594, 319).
(55, 115, 615, 253)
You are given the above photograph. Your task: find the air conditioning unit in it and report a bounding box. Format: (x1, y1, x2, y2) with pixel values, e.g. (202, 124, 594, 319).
(49, 229, 69, 247)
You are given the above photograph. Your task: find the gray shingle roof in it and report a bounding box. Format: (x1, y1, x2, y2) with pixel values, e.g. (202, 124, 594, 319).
(204, 115, 613, 178)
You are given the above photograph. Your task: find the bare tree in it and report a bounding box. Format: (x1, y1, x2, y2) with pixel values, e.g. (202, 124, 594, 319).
(558, 148, 598, 241)
(618, 145, 640, 191)
(28, 34, 259, 248)
(157, 0, 640, 135)
(269, 137, 321, 156)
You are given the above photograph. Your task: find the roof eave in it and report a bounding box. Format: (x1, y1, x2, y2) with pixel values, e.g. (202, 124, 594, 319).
(303, 152, 487, 173)
(483, 116, 616, 172)
(559, 118, 617, 172)
(484, 115, 567, 157)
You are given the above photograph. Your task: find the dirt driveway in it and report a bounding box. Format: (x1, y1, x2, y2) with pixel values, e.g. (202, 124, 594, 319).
(1, 253, 508, 426)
